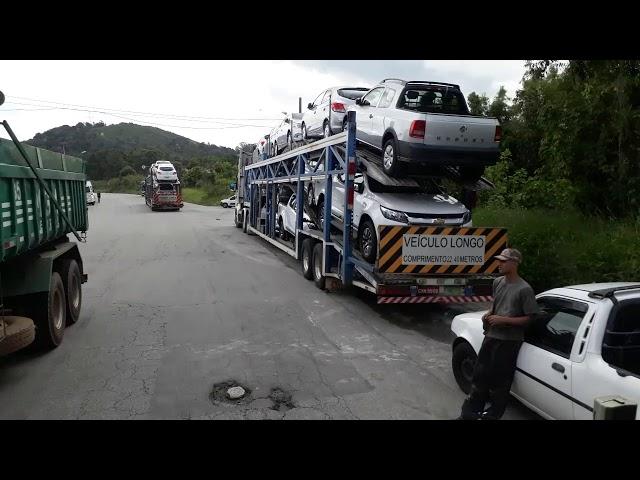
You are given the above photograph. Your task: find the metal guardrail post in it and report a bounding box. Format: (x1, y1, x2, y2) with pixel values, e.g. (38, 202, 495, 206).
(341, 111, 356, 286)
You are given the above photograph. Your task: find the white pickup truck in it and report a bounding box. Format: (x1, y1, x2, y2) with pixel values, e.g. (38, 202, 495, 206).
(349, 79, 501, 179)
(451, 282, 640, 419)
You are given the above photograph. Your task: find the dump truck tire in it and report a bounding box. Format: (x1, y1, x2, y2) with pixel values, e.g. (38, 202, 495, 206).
(31, 272, 67, 350)
(60, 259, 82, 325)
(0, 316, 36, 356)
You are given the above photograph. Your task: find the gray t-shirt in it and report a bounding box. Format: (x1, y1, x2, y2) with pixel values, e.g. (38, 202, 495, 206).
(485, 276, 539, 341)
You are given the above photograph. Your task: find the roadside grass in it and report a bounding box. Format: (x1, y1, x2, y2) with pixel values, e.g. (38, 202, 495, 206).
(474, 207, 640, 292)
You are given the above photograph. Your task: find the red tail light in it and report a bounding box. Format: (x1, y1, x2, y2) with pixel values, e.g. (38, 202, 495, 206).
(331, 102, 346, 113)
(409, 120, 426, 138)
(494, 125, 502, 142)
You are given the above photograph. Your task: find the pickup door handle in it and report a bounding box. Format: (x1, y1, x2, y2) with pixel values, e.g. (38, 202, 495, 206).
(552, 362, 565, 373)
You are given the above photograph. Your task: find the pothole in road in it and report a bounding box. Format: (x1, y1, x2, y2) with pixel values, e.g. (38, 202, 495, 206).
(209, 380, 253, 405)
(268, 387, 295, 412)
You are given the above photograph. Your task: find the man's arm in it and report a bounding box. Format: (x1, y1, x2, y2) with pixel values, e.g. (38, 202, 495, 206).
(486, 314, 530, 327)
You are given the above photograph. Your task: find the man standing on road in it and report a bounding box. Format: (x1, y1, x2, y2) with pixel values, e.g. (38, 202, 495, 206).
(457, 248, 539, 420)
(97, 191, 101, 204)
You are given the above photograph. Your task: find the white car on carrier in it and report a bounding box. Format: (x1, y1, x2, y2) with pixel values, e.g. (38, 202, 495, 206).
(451, 282, 640, 420)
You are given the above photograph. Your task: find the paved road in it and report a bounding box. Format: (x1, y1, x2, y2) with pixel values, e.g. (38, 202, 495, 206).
(0, 193, 536, 419)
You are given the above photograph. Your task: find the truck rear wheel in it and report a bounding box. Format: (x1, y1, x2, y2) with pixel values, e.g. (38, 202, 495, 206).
(234, 209, 243, 228)
(60, 259, 82, 325)
(32, 272, 67, 350)
(301, 238, 314, 280)
(312, 242, 325, 290)
(0, 316, 36, 356)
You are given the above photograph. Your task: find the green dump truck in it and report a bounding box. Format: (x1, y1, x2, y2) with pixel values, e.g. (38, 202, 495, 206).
(0, 99, 88, 356)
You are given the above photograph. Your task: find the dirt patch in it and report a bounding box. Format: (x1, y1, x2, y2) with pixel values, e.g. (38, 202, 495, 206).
(268, 387, 295, 412)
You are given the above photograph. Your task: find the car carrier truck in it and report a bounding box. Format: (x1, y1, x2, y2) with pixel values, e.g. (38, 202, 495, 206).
(236, 111, 508, 304)
(0, 101, 88, 355)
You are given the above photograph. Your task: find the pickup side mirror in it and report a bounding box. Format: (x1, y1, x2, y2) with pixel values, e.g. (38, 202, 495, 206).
(307, 103, 314, 110)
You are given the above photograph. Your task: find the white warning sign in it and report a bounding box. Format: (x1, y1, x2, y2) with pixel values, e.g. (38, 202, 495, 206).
(402, 234, 486, 265)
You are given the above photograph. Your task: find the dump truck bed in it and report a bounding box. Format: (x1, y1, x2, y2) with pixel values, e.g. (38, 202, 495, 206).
(0, 138, 87, 263)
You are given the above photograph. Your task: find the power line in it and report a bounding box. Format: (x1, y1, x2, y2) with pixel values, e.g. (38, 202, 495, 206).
(3, 101, 277, 130)
(7, 95, 285, 122)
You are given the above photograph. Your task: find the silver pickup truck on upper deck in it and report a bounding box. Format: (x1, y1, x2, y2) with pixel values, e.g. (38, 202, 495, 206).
(348, 79, 502, 179)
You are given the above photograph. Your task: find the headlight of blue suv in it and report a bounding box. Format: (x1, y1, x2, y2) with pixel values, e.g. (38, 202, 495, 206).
(462, 210, 472, 224)
(380, 206, 409, 224)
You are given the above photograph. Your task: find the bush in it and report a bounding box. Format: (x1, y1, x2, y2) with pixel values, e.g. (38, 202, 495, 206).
(119, 165, 136, 177)
(474, 207, 640, 292)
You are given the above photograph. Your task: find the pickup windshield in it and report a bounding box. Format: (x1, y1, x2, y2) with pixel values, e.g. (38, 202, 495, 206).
(337, 88, 369, 100)
(398, 86, 470, 115)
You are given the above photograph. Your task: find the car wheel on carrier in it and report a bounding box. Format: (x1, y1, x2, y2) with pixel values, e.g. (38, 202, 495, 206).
(452, 341, 478, 395)
(278, 217, 288, 241)
(382, 137, 403, 177)
(312, 242, 326, 290)
(59, 259, 82, 325)
(31, 271, 67, 350)
(301, 238, 314, 280)
(358, 218, 377, 264)
(317, 197, 325, 231)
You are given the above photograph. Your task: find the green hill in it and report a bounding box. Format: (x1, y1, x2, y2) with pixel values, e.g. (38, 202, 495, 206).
(26, 122, 237, 180)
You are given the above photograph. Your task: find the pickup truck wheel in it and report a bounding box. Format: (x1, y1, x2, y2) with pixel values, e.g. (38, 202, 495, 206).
(60, 259, 82, 325)
(312, 242, 326, 290)
(382, 138, 402, 177)
(452, 341, 478, 395)
(301, 238, 315, 280)
(358, 219, 377, 264)
(0, 316, 36, 356)
(31, 272, 67, 350)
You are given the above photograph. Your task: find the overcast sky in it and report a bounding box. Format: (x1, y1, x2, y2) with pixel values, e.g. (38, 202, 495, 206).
(0, 60, 526, 149)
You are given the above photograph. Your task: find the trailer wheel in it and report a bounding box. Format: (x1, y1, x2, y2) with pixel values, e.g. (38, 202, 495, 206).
(59, 259, 82, 325)
(234, 209, 243, 228)
(242, 210, 249, 233)
(31, 272, 67, 350)
(312, 242, 326, 290)
(301, 238, 315, 280)
(452, 341, 478, 395)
